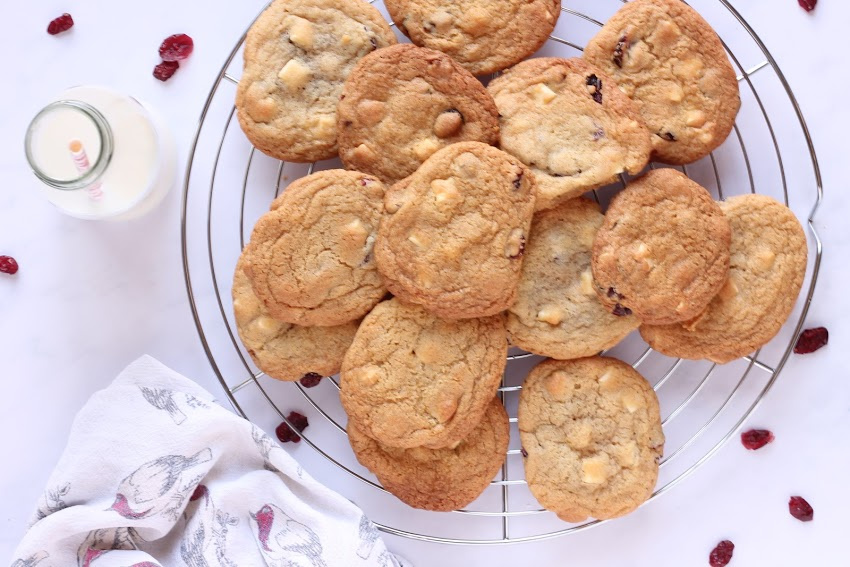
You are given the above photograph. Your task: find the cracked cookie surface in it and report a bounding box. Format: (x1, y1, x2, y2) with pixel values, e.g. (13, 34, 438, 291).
(337, 44, 500, 186)
(591, 169, 731, 325)
(243, 169, 386, 327)
(348, 398, 509, 511)
(583, 0, 740, 165)
(375, 142, 536, 319)
(236, 0, 396, 162)
(488, 58, 651, 211)
(641, 194, 807, 363)
(385, 0, 560, 75)
(340, 298, 507, 449)
(519, 357, 664, 522)
(233, 254, 359, 381)
(507, 198, 639, 359)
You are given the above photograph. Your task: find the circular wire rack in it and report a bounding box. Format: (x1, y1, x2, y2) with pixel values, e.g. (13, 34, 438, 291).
(182, 0, 823, 545)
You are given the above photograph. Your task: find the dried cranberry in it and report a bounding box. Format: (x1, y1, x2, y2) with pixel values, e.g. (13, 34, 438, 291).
(0, 255, 19, 275)
(276, 411, 309, 443)
(513, 172, 524, 190)
(586, 74, 603, 104)
(47, 13, 74, 35)
(613, 35, 629, 68)
(794, 327, 828, 354)
(521, 448, 528, 458)
(299, 373, 323, 388)
(153, 60, 180, 82)
(612, 304, 632, 317)
(607, 287, 624, 300)
(660, 131, 677, 142)
(709, 540, 734, 567)
(740, 429, 774, 450)
(789, 496, 814, 521)
(798, 0, 817, 12)
(159, 33, 194, 61)
(189, 485, 208, 501)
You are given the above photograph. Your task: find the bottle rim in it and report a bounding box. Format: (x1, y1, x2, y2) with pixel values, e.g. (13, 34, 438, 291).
(24, 100, 115, 191)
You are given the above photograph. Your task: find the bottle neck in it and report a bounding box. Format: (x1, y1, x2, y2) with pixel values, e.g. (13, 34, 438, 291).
(25, 100, 114, 191)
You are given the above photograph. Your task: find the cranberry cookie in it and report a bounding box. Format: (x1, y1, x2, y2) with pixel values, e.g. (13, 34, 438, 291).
(236, 0, 396, 162)
(375, 142, 536, 320)
(348, 398, 509, 511)
(232, 254, 358, 381)
(488, 58, 651, 211)
(584, 0, 740, 165)
(243, 170, 386, 327)
(507, 198, 639, 359)
(592, 169, 731, 325)
(385, 0, 560, 75)
(340, 298, 506, 449)
(519, 357, 664, 522)
(337, 44, 500, 186)
(641, 194, 807, 363)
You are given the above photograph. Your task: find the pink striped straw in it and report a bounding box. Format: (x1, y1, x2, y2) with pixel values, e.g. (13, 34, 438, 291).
(69, 139, 103, 201)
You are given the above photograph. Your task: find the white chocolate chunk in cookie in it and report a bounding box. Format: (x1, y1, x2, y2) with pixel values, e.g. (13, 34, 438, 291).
(413, 138, 441, 161)
(278, 59, 311, 89)
(356, 100, 387, 127)
(531, 83, 557, 104)
(431, 178, 460, 204)
(536, 306, 564, 326)
(434, 110, 464, 138)
(581, 454, 611, 484)
(718, 277, 739, 301)
(287, 16, 315, 50)
(427, 10, 453, 34)
(255, 316, 283, 334)
(686, 110, 707, 128)
(580, 270, 596, 296)
(621, 390, 644, 413)
(310, 115, 335, 137)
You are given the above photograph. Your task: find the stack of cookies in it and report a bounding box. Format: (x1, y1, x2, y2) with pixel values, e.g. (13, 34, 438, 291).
(232, 0, 808, 522)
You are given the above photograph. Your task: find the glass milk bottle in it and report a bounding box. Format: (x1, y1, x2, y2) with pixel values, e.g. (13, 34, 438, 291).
(24, 86, 177, 220)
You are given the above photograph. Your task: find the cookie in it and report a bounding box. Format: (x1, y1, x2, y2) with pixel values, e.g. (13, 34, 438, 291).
(348, 398, 509, 511)
(233, 254, 358, 381)
(583, 0, 740, 165)
(340, 298, 507, 449)
(337, 44, 500, 186)
(236, 0, 396, 162)
(507, 198, 639, 359)
(385, 0, 560, 75)
(243, 169, 387, 327)
(375, 142, 536, 319)
(488, 58, 652, 211)
(519, 357, 664, 522)
(591, 169, 731, 325)
(640, 194, 807, 364)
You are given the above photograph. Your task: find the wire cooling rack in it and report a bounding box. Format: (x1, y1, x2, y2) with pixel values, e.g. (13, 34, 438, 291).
(181, 0, 823, 545)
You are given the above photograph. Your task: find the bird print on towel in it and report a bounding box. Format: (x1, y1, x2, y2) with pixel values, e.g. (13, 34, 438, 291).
(179, 485, 239, 567)
(251, 503, 327, 567)
(107, 449, 213, 521)
(356, 514, 381, 560)
(140, 387, 187, 425)
(11, 551, 48, 567)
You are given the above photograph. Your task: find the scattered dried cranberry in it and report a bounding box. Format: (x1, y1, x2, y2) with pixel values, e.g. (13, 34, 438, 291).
(299, 372, 323, 388)
(153, 60, 180, 82)
(740, 429, 774, 450)
(794, 327, 828, 354)
(798, 0, 817, 12)
(159, 33, 194, 61)
(0, 255, 19, 275)
(189, 484, 208, 501)
(789, 496, 814, 521)
(47, 13, 74, 35)
(276, 411, 309, 443)
(709, 540, 734, 567)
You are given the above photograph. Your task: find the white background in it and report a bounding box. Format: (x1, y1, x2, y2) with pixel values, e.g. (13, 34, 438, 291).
(2, 0, 849, 565)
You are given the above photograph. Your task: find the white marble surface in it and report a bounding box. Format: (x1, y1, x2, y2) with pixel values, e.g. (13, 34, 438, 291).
(2, 0, 848, 565)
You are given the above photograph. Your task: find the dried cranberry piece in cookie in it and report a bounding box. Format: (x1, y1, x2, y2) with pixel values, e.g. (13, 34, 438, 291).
(709, 540, 734, 567)
(740, 429, 774, 450)
(788, 496, 814, 521)
(794, 327, 828, 354)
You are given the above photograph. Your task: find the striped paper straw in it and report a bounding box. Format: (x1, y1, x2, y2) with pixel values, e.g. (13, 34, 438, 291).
(69, 139, 103, 201)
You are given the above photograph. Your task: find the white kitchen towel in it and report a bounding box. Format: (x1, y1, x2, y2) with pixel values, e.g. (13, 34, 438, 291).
(12, 355, 408, 567)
